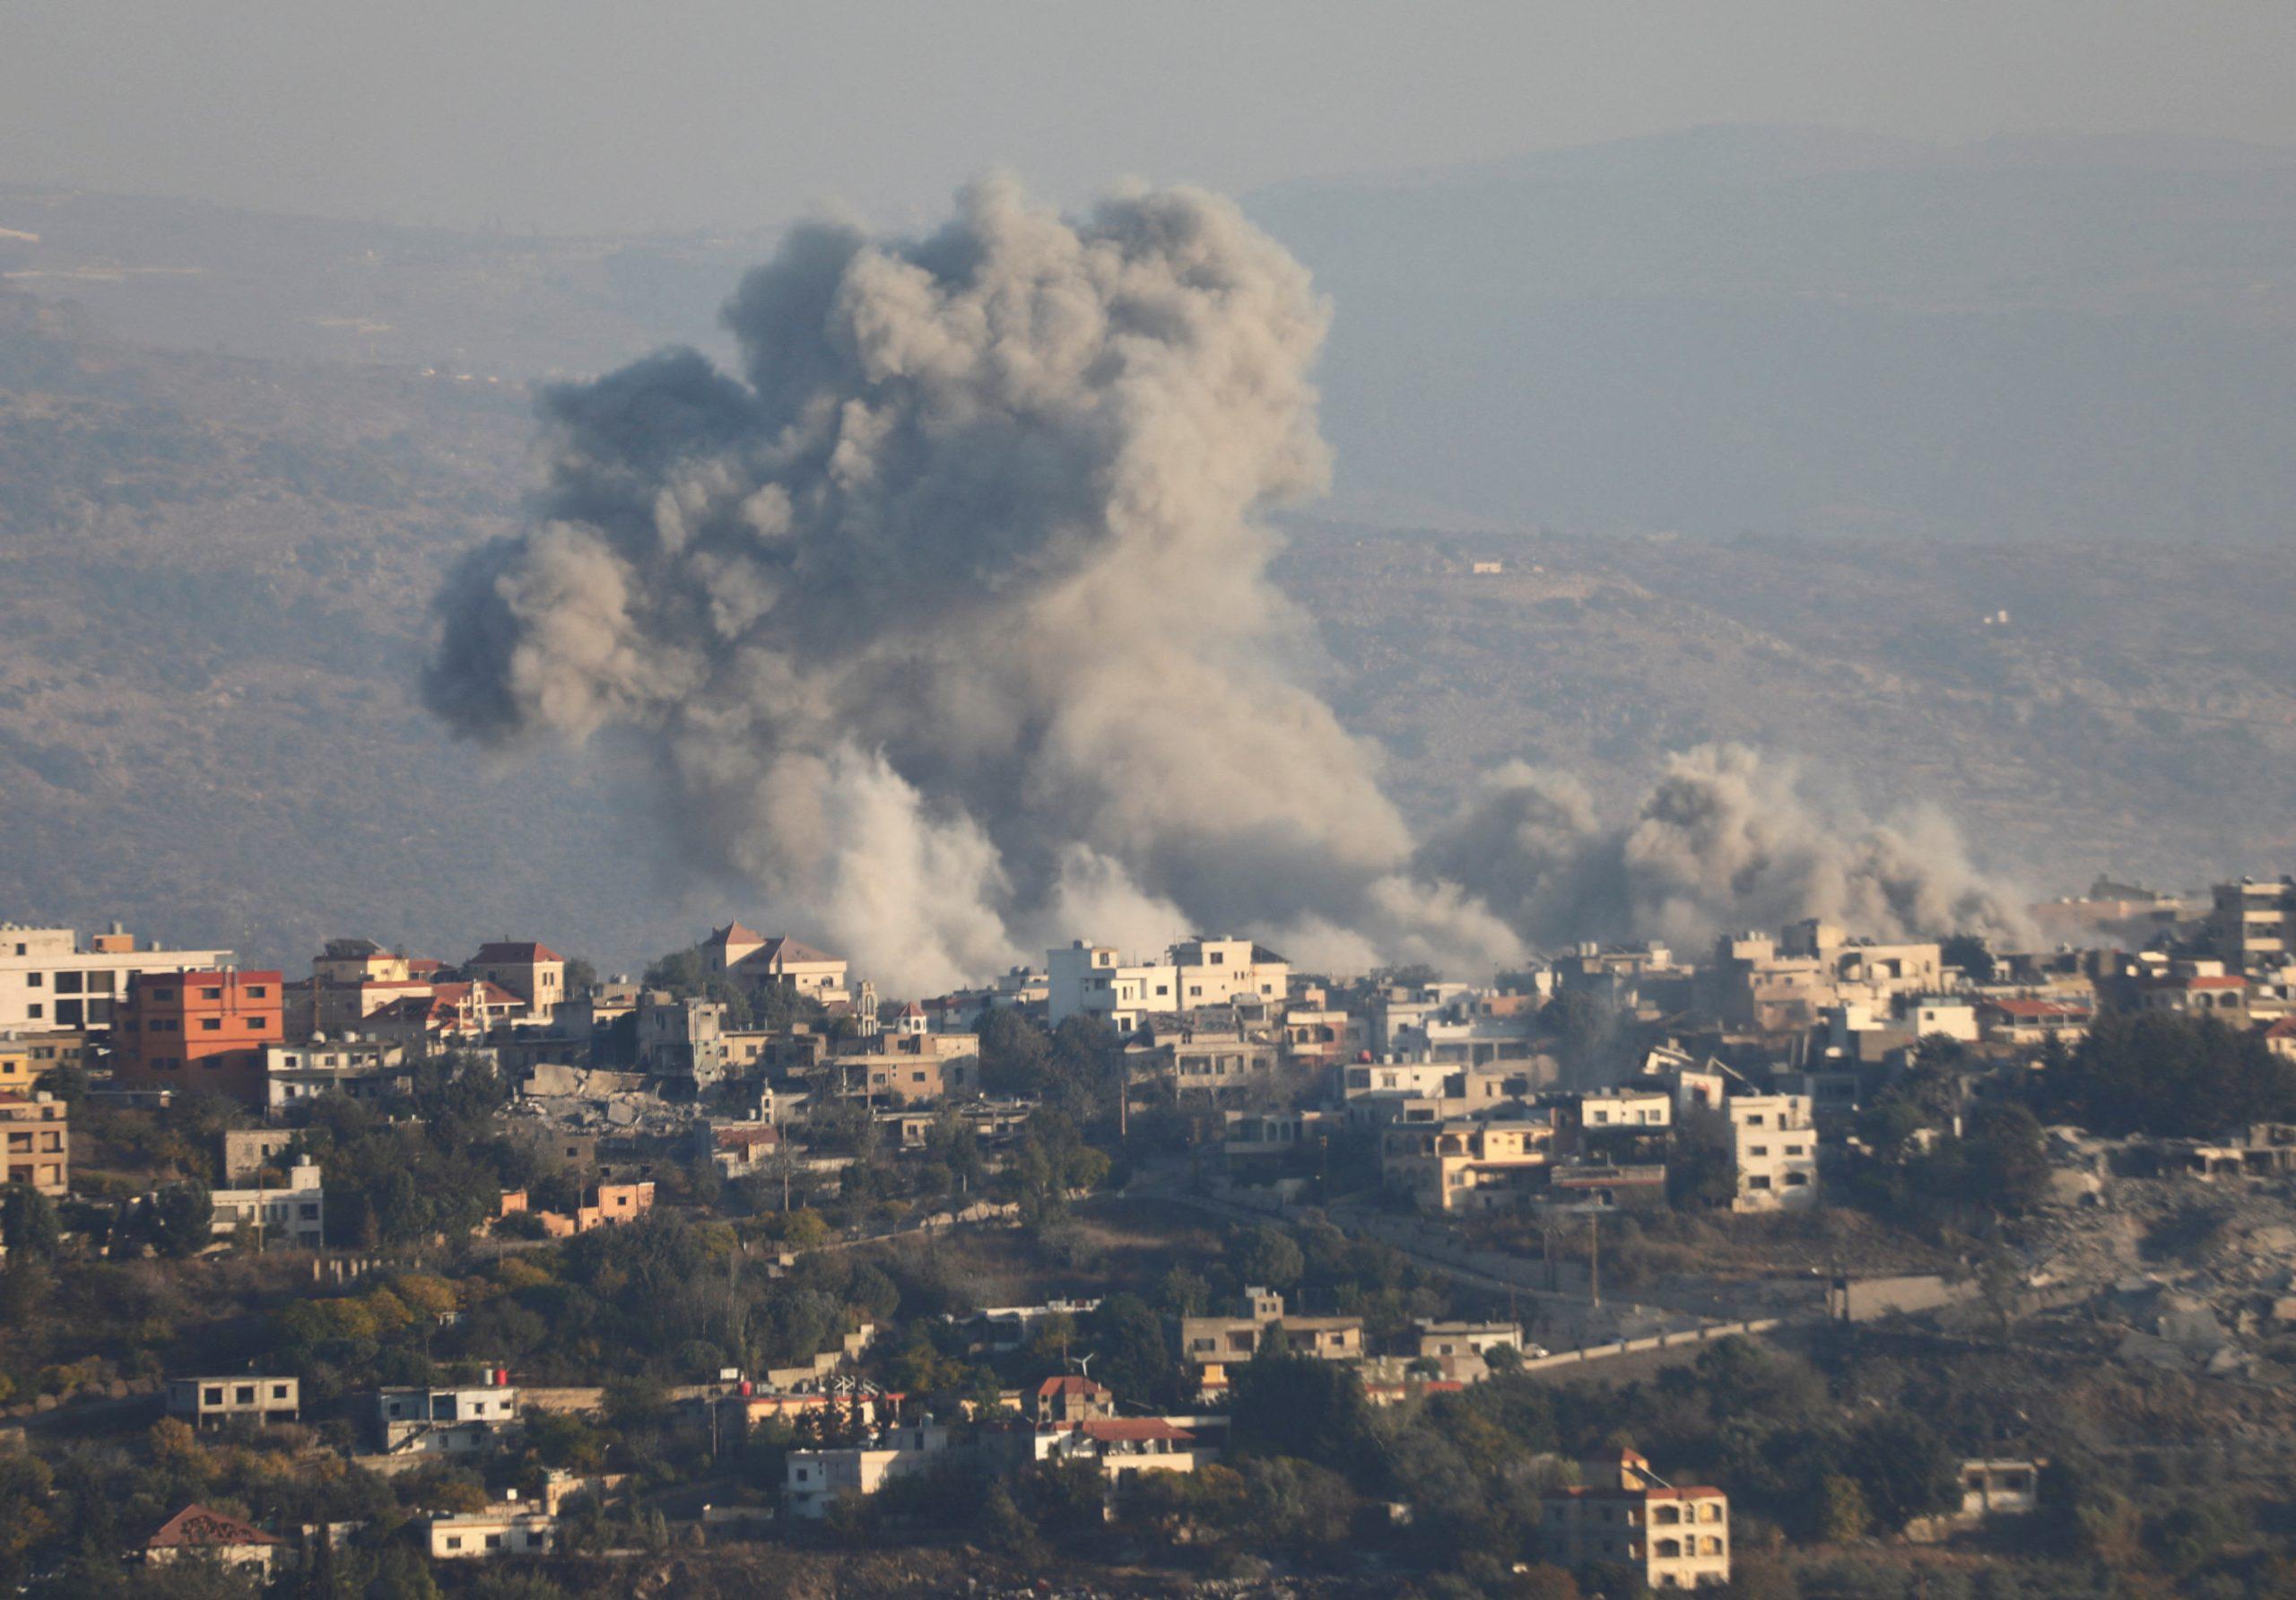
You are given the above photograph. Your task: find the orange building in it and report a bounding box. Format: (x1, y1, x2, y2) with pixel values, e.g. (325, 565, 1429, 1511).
(117, 969, 285, 1104)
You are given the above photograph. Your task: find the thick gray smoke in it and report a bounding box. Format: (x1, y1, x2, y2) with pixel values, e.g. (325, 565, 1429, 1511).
(425, 177, 2022, 990)
(1415, 745, 2035, 952)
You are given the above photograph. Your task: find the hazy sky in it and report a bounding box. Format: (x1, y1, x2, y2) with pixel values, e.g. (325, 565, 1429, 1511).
(5, 0, 2294, 234)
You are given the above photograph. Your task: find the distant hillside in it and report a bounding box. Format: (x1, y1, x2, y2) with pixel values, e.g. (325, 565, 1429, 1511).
(0, 288, 706, 972)
(1274, 519, 2296, 897)
(4, 135, 2295, 979)
(1249, 126, 2296, 543)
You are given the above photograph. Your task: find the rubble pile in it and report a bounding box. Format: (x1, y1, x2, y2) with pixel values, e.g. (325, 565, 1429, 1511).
(2017, 1150, 2296, 1379)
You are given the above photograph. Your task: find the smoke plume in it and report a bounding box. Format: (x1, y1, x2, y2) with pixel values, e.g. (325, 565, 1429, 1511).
(424, 177, 2022, 990)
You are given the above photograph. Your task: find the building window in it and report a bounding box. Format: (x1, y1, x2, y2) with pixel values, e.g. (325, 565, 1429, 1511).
(201, 1019, 222, 1030)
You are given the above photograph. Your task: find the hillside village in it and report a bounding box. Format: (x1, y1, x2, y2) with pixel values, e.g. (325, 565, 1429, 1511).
(6, 876, 2296, 1596)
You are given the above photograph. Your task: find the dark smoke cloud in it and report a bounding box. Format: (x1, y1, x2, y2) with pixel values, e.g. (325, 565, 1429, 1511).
(424, 177, 2022, 989)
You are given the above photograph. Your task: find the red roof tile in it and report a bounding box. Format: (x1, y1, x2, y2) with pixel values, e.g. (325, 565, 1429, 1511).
(148, 1505, 283, 1550)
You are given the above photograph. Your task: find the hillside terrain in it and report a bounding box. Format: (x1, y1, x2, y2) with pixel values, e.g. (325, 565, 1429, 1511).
(1277, 523, 2296, 899)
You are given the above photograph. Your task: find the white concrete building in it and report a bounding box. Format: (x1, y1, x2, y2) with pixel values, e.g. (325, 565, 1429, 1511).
(378, 1377, 520, 1456)
(785, 1422, 961, 1519)
(0, 923, 231, 1035)
(1727, 1094, 1818, 1212)
(209, 1157, 326, 1249)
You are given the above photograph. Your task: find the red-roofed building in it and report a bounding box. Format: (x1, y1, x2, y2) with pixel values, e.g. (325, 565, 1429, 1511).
(116, 969, 283, 1105)
(469, 942, 568, 1025)
(706, 925, 849, 1003)
(2264, 1017, 2296, 1064)
(145, 1504, 285, 1574)
(1034, 1374, 1115, 1424)
(1009, 1409, 1225, 1484)
(1539, 1450, 1729, 1588)
(2135, 972, 2249, 1023)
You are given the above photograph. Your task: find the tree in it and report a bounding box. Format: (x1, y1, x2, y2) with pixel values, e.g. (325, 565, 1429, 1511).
(1230, 1353, 1377, 1479)
(2046, 1011, 2296, 1137)
(1232, 1224, 1305, 1291)
(1956, 1101, 2051, 1215)
(1666, 1104, 1735, 1209)
(1814, 1472, 1872, 1541)
(1842, 1412, 1958, 1533)
(0, 1184, 61, 1260)
(148, 1178, 213, 1257)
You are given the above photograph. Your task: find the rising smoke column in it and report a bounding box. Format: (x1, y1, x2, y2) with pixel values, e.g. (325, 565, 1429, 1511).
(425, 177, 2023, 990)
(424, 177, 1512, 990)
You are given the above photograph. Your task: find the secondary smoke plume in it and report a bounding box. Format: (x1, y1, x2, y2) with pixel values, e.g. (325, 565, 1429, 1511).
(1415, 745, 2034, 953)
(424, 176, 2022, 990)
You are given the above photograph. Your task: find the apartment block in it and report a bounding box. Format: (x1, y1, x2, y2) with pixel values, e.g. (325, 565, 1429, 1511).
(0, 1091, 68, 1195)
(115, 968, 284, 1104)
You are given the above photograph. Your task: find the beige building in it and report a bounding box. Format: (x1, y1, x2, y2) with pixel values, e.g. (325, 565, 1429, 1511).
(0, 923, 231, 1035)
(1382, 1116, 1555, 1212)
(0, 1029, 88, 1094)
(429, 1506, 558, 1558)
(708, 923, 849, 1003)
(1540, 1450, 1729, 1589)
(1179, 1288, 1363, 1395)
(0, 1090, 67, 1195)
(168, 1374, 300, 1430)
(469, 942, 569, 1025)
(2212, 877, 2296, 973)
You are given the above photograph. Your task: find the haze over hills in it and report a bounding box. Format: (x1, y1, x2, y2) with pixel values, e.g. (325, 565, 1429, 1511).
(2, 127, 2292, 977)
(1250, 125, 2296, 541)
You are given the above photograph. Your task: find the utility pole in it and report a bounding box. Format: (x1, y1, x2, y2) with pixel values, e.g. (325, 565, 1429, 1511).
(1588, 1213, 1601, 1309)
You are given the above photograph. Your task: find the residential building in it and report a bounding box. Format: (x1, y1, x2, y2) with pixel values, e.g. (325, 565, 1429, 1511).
(265, 1035, 410, 1112)
(2211, 877, 2296, 973)
(785, 1422, 960, 1519)
(1179, 1288, 1363, 1395)
(429, 1505, 558, 1559)
(0, 1091, 67, 1195)
(1538, 1449, 1729, 1589)
(2132, 961, 2249, 1023)
(144, 1505, 285, 1575)
(220, 1127, 299, 1184)
(0, 923, 231, 1036)
(1128, 1027, 1280, 1091)
(1979, 997, 2092, 1047)
(115, 968, 285, 1104)
(1382, 1116, 1555, 1213)
(707, 923, 850, 1003)
(1415, 1321, 1526, 1373)
(378, 1377, 520, 1456)
(1222, 1108, 1338, 1178)
(1016, 1412, 1221, 1487)
(1048, 942, 1180, 1030)
(1033, 1374, 1116, 1424)
(1048, 936, 1289, 1029)
(1728, 1095, 1818, 1212)
(468, 942, 568, 1025)
(0, 1029, 87, 1094)
(168, 1375, 300, 1430)
(635, 991, 770, 1084)
(209, 1157, 326, 1249)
